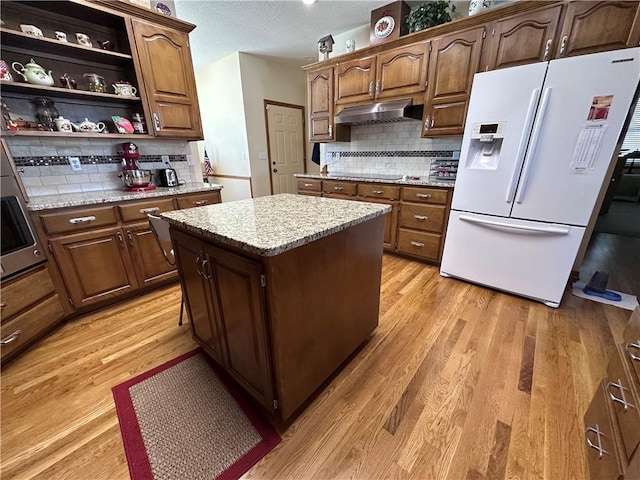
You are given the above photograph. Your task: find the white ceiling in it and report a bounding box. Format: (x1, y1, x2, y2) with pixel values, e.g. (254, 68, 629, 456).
(173, 0, 408, 67)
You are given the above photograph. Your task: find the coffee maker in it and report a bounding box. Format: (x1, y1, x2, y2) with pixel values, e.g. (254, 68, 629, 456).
(119, 142, 155, 191)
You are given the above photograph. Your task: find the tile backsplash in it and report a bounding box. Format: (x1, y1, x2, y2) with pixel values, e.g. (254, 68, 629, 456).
(323, 122, 462, 178)
(4, 137, 200, 197)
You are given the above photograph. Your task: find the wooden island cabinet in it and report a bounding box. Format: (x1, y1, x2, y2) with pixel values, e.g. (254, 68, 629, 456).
(163, 194, 390, 421)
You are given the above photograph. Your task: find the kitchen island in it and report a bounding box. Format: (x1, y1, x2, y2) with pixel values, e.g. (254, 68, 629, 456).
(161, 194, 390, 421)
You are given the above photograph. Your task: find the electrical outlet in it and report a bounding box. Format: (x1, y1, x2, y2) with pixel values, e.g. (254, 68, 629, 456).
(452, 150, 461, 160)
(161, 155, 170, 166)
(68, 156, 82, 172)
(186, 154, 194, 166)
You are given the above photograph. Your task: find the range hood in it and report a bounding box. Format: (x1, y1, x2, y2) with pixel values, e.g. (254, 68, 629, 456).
(334, 99, 424, 125)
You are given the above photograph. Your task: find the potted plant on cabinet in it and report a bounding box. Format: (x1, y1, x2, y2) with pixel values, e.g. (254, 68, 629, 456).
(406, 1, 455, 33)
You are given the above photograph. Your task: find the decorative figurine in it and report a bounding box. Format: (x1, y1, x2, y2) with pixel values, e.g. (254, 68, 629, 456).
(318, 35, 334, 60)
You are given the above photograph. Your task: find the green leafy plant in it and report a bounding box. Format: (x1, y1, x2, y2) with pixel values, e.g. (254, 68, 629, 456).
(406, 1, 455, 33)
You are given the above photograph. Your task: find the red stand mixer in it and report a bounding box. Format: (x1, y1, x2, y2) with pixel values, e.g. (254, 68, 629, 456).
(119, 142, 155, 192)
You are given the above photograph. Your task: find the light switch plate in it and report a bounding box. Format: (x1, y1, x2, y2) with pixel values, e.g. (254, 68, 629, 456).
(258, 151, 268, 161)
(68, 156, 82, 171)
(186, 154, 194, 166)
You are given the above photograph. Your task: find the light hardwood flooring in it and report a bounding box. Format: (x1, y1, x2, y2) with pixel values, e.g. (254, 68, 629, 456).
(2, 232, 638, 480)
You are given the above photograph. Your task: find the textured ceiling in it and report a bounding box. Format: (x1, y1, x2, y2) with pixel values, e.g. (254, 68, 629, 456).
(174, 0, 409, 67)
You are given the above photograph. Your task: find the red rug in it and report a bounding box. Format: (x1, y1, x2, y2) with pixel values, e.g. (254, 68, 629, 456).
(112, 349, 280, 480)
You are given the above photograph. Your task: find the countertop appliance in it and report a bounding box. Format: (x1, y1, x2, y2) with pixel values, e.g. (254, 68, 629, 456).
(119, 142, 155, 192)
(440, 47, 640, 308)
(0, 141, 45, 280)
(156, 167, 179, 187)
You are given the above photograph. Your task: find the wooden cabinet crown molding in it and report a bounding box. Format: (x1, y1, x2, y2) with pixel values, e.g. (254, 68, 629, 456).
(76, 0, 196, 32)
(302, 0, 561, 71)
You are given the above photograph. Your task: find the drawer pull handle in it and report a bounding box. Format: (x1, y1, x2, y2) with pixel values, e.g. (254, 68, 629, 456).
(333, 186, 344, 191)
(140, 207, 160, 214)
(126, 231, 134, 246)
(69, 215, 96, 224)
(626, 341, 640, 362)
(372, 190, 384, 194)
(414, 215, 429, 221)
(304, 183, 313, 187)
(193, 200, 208, 206)
(116, 232, 125, 246)
(195, 255, 202, 276)
(201, 259, 212, 279)
(416, 193, 432, 199)
(410, 241, 425, 248)
(0, 303, 5, 309)
(585, 426, 608, 458)
(607, 380, 635, 411)
(1, 330, 22, 345)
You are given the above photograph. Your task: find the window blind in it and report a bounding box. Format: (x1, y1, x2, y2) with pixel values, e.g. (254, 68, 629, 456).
(621, 100, 640, 154)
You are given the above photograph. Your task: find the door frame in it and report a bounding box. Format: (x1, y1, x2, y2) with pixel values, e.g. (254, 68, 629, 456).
(263, 100, 307, 195)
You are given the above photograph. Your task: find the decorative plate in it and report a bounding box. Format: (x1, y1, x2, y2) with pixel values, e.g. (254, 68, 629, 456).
(374, 15, 395, 39)
(155, 2, 172, 15)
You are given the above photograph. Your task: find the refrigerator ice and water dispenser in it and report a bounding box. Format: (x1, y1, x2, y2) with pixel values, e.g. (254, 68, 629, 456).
(467, 122, 506, 170)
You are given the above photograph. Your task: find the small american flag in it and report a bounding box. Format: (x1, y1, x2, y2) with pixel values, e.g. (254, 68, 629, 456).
(203, 149, 213, 175)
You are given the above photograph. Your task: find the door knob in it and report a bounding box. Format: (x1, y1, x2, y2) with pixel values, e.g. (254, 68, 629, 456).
(273, 168, 278, 173)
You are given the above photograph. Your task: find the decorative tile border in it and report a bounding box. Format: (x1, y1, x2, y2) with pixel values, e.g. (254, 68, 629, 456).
(13, 154, 187, 167)
(330, 150, 456, 158)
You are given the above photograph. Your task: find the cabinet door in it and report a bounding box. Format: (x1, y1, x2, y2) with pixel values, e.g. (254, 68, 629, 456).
(49, 226, 138, 308)
(130, 19, 203, 139)
(423, 27, 485, 137)
(334, 56, 377, 105)
(485, 5, 562, 70)
(360, 198, 398, 250)
(172, 230, 226, 364)
(556, 1, 640, 58)
(307, 67, 335, 141)
(376, 41, 430, 100)
(125, 221, 177, 288)
(206, 245, 274, 411)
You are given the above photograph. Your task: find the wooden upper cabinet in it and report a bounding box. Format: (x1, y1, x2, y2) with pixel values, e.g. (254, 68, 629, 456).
(423, 26, 485, 137)
(307, 67, 334, 141)
(556, 1, 640, 58)
(376, 41, 430, 100)
(130, 19, 203, 139)
(335, 56, 377, 105)
(484, 5, 563, 71)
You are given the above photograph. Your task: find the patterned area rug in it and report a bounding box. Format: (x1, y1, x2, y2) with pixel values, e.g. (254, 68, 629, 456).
(112, 349, 280, 480)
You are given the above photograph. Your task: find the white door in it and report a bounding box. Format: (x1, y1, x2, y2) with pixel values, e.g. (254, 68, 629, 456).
(452, 62, 548, 217)
(441, 211, 586, 307)
(511, 47, 640, 226)
(266, 103, 305, 194)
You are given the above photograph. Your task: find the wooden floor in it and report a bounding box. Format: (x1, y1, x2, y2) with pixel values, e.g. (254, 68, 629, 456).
(2, 232, 638, 480)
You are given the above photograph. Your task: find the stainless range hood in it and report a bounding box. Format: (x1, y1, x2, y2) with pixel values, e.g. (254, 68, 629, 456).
(334, 99, 424, 125)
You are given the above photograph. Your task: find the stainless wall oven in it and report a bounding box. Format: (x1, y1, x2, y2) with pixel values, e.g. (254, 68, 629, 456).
(1, 140, 45, 280)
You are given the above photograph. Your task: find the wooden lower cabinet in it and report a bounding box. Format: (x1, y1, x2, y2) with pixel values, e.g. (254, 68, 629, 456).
(126, 222, 177, 288)
(0, 265, 67, 364)
(49, 226, 139, 308)
(171, 215, 384, 421)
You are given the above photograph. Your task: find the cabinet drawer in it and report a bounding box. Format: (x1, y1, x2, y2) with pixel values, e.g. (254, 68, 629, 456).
(1, 266, 56, 321)
(606, 345, 640, 463)
(1, 294, 66, 362)
(623, 307, 640, 387)
(297, 179, 322, 192)
(40, 206, 118, 235)
(584, 381, 623, 480)
(118, 198, 176, 223)
(323, 181, 357, 196)
(402, 187, 449, 205)
(396, 229, 441, 261)
(399, 203, 446, 233)
(177, 191, 221, 209)
(358, 184, 400, 200)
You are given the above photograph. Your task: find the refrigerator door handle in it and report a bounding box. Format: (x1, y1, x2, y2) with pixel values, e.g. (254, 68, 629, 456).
(459, 214, 570, 235)
(506, 88, 541, 203)
(515, 87, 553, 204)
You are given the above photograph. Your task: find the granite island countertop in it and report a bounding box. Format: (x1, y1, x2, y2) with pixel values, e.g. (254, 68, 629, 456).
(161, 193, 391, 257)
(26, 182, 223, 211)
(294, 173, 455, 188)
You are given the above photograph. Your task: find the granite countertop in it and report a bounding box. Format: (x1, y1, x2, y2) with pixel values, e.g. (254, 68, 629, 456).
(26, 182, 223, 211)
(161, 193, 391, 257)
(294, 173, 456, 188)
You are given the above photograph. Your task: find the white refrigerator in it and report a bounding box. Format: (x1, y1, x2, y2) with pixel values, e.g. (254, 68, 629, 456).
(440, 47, 640, 308)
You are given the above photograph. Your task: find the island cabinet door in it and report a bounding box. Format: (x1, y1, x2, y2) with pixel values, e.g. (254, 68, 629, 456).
(171, 230, 226, 365)
(49, 226, 139, 309)
(205, 245, 275, 412)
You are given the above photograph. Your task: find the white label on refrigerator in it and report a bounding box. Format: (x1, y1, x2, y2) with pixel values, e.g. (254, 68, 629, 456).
(570, 124, 607, 174)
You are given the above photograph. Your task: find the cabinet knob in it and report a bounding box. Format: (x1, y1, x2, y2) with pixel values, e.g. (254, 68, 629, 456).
(1, 330, 22, 345)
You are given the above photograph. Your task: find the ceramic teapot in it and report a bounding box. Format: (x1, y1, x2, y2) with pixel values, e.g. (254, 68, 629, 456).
(112, 81, 137, 97)
(54, 116, 73, 133)
(71, 118, 106, 133)
(11, 58, 54, 86)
